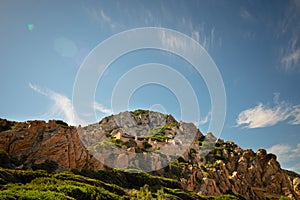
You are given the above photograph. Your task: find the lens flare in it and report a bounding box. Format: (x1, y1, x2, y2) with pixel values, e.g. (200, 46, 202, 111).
(27, 24, 34, 32)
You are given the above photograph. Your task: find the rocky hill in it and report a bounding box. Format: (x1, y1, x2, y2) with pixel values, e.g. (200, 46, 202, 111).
(0, 110, 299, 199)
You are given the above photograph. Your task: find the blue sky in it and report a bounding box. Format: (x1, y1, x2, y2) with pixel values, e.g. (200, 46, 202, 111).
(1, 0, 300, 172)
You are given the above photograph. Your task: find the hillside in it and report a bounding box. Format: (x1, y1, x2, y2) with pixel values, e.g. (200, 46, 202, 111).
(0, 110, 299, 199)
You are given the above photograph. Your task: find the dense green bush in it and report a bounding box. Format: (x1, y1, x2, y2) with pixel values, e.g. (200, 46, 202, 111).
(56, 120, 69, 127)
(0, 169, 123, 200)
(133, 109, 150, 117)
(147, 127, 169, 142)
(0, 189, 74, 200)
(0, 167, 250, 200)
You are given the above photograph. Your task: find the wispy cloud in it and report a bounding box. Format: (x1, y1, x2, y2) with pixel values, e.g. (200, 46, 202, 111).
(290, 105, 300, 125)
(159, 20, 217, 53)
(93, 102, 113, 115)
(268, 143, 300, 162)
(276, 0, 300, 72)
(203, 26, 217, 50)
(280, 36, 300, 72)
(28, 83, 47, 96)
(86, 7, 116, 30)
(159, 29, 188, 52)
(191, 31, 199, 43)
(191, 23, 217, 51)
(85, 2, 219, 52)
(239, 9, 257, 40)
(240, 9, 255, 22)
(100, 10, 111, 23)
(29, 83, 84, 126)
(267, 143, 300, 172)
(29, 83, 113, 126)
(236, 93, 300, 128)
(198, 112, 211, 125)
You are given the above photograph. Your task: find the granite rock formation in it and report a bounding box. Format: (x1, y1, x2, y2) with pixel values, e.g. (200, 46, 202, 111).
(0, 110, 299, 199)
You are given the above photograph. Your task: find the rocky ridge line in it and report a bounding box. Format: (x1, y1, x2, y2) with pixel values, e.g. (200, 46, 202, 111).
(0, 110, 299, 199)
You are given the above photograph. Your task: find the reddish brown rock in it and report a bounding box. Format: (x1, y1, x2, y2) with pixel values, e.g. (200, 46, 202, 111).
(0, 119, 102, 171)
(0, 112, 299, 199)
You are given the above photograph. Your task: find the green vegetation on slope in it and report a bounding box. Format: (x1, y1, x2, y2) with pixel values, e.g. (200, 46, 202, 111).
(147, 122, 178, 142)
(0, 167, 246, 200)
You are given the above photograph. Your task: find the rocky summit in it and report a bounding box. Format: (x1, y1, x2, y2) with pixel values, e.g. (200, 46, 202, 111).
(0, 110, 299, 199)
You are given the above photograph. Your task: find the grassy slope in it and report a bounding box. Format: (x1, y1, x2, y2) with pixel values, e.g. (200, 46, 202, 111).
(0, 167, 245, 200)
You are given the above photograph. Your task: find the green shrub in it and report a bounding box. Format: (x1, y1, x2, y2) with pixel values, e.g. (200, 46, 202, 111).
(135, 184, 153, 200)
(147, 127, 168, 142)
(0, 189, 74, 200)
(124, 139, 137, 148)
(0, 174, 121, 200)
(56, 120, 68, 127)
(279, 196, 291, 200)
(0, 166, 248, 200)
(142, 141, 152, 149)
(133, 110, 150, 117)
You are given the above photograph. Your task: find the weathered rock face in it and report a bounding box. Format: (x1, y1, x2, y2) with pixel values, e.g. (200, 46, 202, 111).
(0, 110, 300, 200)
(80, 110, 204, 172)
(0, 119, 102, 171)
(177, 146, 299, 199)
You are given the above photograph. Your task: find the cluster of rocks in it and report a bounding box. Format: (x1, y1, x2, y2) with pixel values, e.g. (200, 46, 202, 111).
(0, 110, 299, 199)
(172, 145, 300, 199)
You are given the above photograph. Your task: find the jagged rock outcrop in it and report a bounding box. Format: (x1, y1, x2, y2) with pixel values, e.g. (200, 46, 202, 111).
(0, 110, 299, 199)
(175, 146, 299, 199)
(79, 110, 204, 172)
(0, 119, 102, 171)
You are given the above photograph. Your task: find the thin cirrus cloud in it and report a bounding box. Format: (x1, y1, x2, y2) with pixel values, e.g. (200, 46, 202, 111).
(198, 112, 211, 125)
(29, 83, 84, 126)
(280, 36, 300, 72)
(93, 101, 113, 115)
(29, 83, 112, 126)
(240, 9, 256, 22)
(236, 93, 300, 128)
(86, 7, 117, 30)
(277, 0, 300, 72)
(86, 3, 219, 51)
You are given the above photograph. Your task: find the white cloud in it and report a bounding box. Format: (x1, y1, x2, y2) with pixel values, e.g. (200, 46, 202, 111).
(280, 36, 300, 72)
(85, 4, 219, 51)
(160, 29, 188, 52)
(277, 0, 300, 72)
(281, 47, 300, 72)
(180, 18, 218, 51)
(198, 112, 211, 125)
(159, 23, 217, 53)
(240, 9, 255, 22)
(86, 7, 116, 30)
(93, 102, 112, 115)
(29, 83, 47, 96)
(29, 83, 85, 126)
(289, 163, 300, 173)
(290, 105, 300, 124)
(210, 28, 215, 47)
(100, 10, 111, 23)
(267, 143, 300, 172)
(267, 144, 295, 162)
(196, 24, 216, 51)
(29, 83, 114, 126)
(236, 93, 300, 128)
(191, 31, 199, 42)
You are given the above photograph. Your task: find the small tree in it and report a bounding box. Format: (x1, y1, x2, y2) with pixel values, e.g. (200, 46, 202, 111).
(136, 184, 153, 200)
